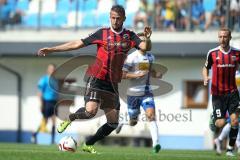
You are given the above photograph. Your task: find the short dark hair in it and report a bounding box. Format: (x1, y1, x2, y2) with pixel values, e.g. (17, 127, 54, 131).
(111, 5, 125, 17)
(48, 63, 56, 68)
(220, 27, 232, 37)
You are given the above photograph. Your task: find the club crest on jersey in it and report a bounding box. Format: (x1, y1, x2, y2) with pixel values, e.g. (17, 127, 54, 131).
(232, 56, 236, 61)
(123, 34, 130, 40)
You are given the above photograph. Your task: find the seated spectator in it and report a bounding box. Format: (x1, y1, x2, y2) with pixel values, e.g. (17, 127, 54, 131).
(8, 0, 30, 26)
(230, 0, 240, 30)
(134, 0, 148, 29)
(0, 0, 11, 28)
(154, 0, 164, 30)
(146, 0, 154, 28)
(214, 0, 226, 28)
(203, 0, 216, 30)
(190, 0, 205, 31)
(161, 0, 176, 31)
(175, 0, 189, 30)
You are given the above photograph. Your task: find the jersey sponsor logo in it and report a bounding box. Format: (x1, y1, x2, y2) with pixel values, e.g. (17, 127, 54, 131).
(105, 40, 131, 52)
(217, 64, 235, 68)
(109, 41, 127, 47)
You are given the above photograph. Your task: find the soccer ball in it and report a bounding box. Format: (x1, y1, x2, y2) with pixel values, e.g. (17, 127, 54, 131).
(58, 136, 77, 152)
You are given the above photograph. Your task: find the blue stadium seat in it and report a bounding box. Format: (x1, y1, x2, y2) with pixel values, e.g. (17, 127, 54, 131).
(22, 13, 38, 27)
(116, 0, 126, 7)
(55, 0, 70, 27)
(23, 13, 54, 27)
(70, 0, 84, 11)
(7, 0, 17, 11)
(96, 12, 109, 27)
(125, 12, 134, 27)
(40, 13, 54, 27)
(57, 0, 70, 13)
(70, 0, 97, 12)
(16, 0, 29, 11)
(83, 0, 97, 11)
(53, 12, 67, 27)
(81, 11, 96, 27)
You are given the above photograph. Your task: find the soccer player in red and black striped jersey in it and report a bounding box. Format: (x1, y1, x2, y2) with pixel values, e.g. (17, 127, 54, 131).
(37, 5, 152, 153)
(202, 28, 240, 156)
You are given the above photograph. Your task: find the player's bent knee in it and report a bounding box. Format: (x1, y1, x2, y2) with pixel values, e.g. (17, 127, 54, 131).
(215, 119, 226, 128)
(85, 102, 99, 115)
(85, 107, 98, 116)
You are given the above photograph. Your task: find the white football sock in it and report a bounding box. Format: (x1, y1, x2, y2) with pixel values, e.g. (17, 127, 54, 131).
(149, 121, 159, 147)
(218, 123, 231, 141)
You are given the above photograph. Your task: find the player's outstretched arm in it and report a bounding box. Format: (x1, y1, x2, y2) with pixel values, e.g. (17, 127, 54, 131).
(138, 26, 152, 51)
(37, 40, 85, 56)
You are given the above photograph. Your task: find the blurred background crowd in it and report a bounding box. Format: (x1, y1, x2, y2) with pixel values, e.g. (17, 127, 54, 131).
(0, 0, 239, 31)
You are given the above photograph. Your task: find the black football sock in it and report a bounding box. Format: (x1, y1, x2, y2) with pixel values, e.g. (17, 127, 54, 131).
(33, 129, 38, 137)
(229, 126, 238, 147)
(32, 131, 38, 144)
(69, 107, 94, 121)
(34, 123, 42, 136)
(51, 126, 55, 144)
(86, 123, 118, 145)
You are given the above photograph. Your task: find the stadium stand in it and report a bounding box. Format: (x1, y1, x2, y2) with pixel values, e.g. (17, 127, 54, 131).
(0, 0, 239, 31)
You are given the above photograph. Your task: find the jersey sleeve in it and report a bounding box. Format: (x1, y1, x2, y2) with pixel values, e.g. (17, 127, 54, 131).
(151, 54, 155, 62)
(231, 48, 240, 63)
(237, 51, 240, 63)
(129, 31, 142, 49)
(81, 28, 103, 46)
(205, 51, 213, 69)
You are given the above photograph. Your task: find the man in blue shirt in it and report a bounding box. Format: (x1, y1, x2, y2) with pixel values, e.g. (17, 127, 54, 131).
(32, 64, 59, 144)
(191, 0, 205, 31)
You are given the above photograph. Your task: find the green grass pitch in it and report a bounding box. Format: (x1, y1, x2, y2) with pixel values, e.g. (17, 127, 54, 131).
(0, 143, 238, 160)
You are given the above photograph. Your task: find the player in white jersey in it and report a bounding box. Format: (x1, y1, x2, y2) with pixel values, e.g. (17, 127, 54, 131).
(116, 38, 161, 153)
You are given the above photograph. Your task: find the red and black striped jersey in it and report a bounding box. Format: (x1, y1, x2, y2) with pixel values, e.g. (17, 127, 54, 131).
(205, 46, 240, 95)
(82, 27, 141, 83)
